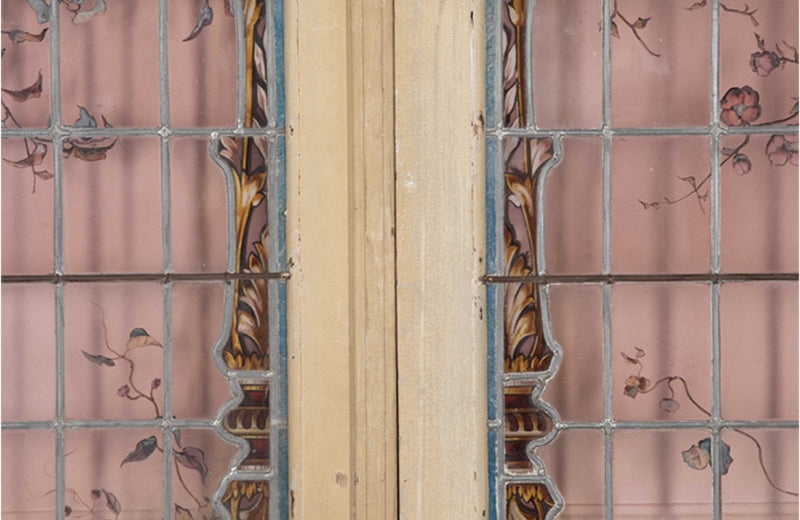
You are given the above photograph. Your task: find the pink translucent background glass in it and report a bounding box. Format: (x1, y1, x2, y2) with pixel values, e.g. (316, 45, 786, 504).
(533, 0, 602, 129)
(611, 0, 711, 127)
(721, 282, 798, 421)
(168, 0, 238, 127)
(171, 138, 229, 273)
(1, 283, 55, 422)
(59, 1, 160, 128)
(2, 139, 54, 275)
(544, 284, 603, 421)
(537, 429, 604, 518)
(720, 134, 798, 273)
(172, 282, 231, 419)
(611, 136, 711, 274)
(613, 429, 712, 517)
(612, 283, 712, 422)
(1, 430, 56, 520)
(544, 138, 602, 275)
(63, 138, 163, 274)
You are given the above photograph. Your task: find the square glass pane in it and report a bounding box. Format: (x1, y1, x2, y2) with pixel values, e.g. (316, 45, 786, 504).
(720, 0, 798, 128)
(536, 429, 604, 519)
(59, 1, 160, 128)
(613, 429, 712, 517)
(532, 0, 602, 129)
(1, 2, 51, 129)
(1, 430, 56, 520)
(720, 133, 798, 273)
(611, 0, 711, 127)
(65, 429, 163, 519)
(611, 136, 711, 274)
(63, 137, 162, 274)
(544, 137, 602, 275)
(721, 428, 798, 517)
(171, 137, 229, 273)
(612, 283, 711, 422)
(64, 283, 164, 420)
(544, 283, 603, 421)
(1, 283, 55, 422)
(168, 0, 238, 128)
(721, 282, 798, 420)
(2, 138, 54, 275)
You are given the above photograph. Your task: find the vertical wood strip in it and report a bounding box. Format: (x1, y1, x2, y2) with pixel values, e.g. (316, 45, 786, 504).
(285, 0, 353, 517)
(395, 1, 488, 518)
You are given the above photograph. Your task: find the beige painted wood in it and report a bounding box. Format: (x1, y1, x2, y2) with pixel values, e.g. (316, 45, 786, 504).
(285, 0, 353, 518)
(286, 0, 398, 518)
(394, 1, 488, 518)
(348, 0, 398, 518)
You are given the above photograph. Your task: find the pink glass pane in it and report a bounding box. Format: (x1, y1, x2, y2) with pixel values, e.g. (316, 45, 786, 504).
(532, 0, 602, 129)
(1, 2, 51, 128)
(612, 283, 712, 422)
(720, 133, 798, 273)
(65, 429, 163, 519)
(544, 138, 602, 275)
(2, 138, 54, 275)
(64, 283, 164, 420)
(721, 282, 798, 421)
(536, 429, 604, 519)
(59, 1, 160, 128)
(62, 137, 163, 274)
(613, 429, 712, 517)
(543, 283, 603, 421)
(170, 138, 229, 273)
(611, 0, 711, 127)
(720, 0, 798, 128)
(1, 430, 56, 520)
(1, 283, 55, 422)
(168, 0, 237, 128)
(172, 282, 231, 419)
(171, 428, 239, 518)
(611, 136, 711, 274)
(721, 428, 798, 517)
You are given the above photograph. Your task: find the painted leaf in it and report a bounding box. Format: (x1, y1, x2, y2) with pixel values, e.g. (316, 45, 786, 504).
(183, 0, 213, 42)
(610, 21, 620, 39)
(101, 489, 121, 515)
(620, 352, 638, 364)
(34, 169, 54, 180)
(4, 142, 46, 168)
(73, 0, 107, 24)
(73, 106, 97, 128)
(685, 0, 707, 10)
(126, 327, 163, 350)
(633, 347, 646, 358)
(682, 444, 710, 470)
(2, 28, 48, 44)
(699, 437, 733, 475)
(175, 446, 208, 484)
(754, 33, 766, 51)
(71, 138, 118, 162)
(27, 0, 50, 23)
(659, 398, 680, 413)
(633, 17, 650, 29)
(2, 71, 43, 102)
(173, 428, 182, 448)
(224, 0, 234, 17)
(175, 505, 194, 520)
(81, 349, 115, 367)
(120, 436, 159, 467)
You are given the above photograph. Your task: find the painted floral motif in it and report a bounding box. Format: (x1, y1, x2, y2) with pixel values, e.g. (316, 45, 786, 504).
(620, 347, 798, 498)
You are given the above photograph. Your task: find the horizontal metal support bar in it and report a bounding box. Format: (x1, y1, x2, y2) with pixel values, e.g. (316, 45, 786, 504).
(1, 127, 285, 139)
(2, 418, 219, 430)
(2, 272, 291, 284)
(484, 273, 799, 284)
(555, 420, 799, 430)
(487, 124, 798, 139)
